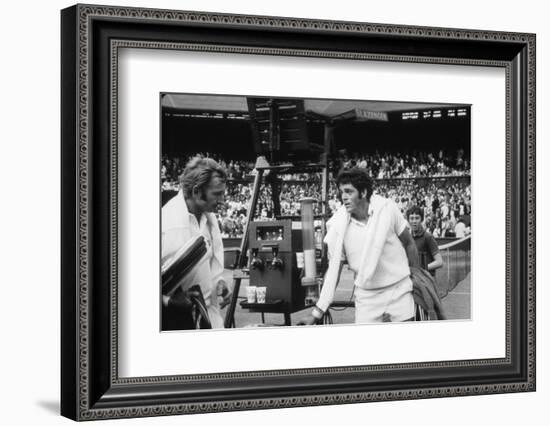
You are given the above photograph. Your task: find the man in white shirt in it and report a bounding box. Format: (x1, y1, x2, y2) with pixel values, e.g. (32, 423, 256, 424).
(161, 156, 231, 330)
(301, 168, 420, 325)
(454, 219, 468, 238)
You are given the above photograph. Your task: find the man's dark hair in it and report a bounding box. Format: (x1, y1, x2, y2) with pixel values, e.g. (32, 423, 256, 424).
(406, 205, 424, 221)
(336, 168, 373, 199)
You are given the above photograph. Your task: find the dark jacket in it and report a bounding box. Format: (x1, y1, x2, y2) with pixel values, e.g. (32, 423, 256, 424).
(410, 267, 446, 320)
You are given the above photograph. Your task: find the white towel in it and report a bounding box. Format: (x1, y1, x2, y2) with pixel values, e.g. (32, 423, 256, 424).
(316, 194, 393, 312)
(353, 195, 393, 288)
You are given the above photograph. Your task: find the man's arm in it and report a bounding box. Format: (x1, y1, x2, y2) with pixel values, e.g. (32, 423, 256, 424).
(426, 234, 443, 272)
(298, 260, 345, 325)
(428, 253, 444, 272)
(398, 228, 420, 268)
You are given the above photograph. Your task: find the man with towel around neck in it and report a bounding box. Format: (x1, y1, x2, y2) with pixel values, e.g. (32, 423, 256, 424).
(302, 168, 420, 325)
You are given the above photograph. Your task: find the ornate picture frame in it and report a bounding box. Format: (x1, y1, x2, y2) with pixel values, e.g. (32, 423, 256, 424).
(61, 4, 535, 420)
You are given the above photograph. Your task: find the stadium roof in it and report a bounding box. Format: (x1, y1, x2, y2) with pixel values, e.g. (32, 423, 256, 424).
(162, 94, 470, 117)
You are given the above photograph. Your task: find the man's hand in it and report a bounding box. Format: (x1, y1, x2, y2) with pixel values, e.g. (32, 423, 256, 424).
(165, 288, 191, 309)
(297, 315, 319, 326)
(217, 281, 232, 309)
(297, 305, 324, 325)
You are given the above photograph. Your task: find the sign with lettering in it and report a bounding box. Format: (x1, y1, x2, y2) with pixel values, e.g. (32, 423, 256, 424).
(354, 108, 389, 121)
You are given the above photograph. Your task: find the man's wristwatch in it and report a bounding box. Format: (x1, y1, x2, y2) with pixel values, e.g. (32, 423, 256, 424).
(311, 305, 325, 321)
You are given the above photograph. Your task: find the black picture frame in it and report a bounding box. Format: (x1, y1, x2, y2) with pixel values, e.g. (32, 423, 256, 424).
(61, 4, 536, 421)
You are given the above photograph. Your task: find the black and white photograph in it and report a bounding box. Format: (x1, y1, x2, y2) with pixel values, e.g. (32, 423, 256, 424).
(160, 94, 472, 331)
(53, 1, 537, 422)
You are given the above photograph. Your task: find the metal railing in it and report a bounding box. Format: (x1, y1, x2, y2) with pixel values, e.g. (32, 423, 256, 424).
(433, 235, 471, 298)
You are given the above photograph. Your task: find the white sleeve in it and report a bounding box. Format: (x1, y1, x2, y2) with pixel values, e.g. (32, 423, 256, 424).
(392, 202, 408, 236)
(316, 266, 339, 313)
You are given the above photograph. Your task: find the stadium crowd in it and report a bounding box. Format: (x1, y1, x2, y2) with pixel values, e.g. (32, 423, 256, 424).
(334, 149, 469, 178)
(162, 150, 471, 239)
(162, 154, 255, 191)
(162, 150, 469, 187)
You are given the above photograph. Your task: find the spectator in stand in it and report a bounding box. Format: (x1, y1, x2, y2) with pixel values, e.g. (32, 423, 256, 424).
(441, 218, 455, 238)
(454, 218, 470, 238)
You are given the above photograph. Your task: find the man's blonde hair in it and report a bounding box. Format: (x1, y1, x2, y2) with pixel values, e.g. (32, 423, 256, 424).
(179, 156, 227, 198)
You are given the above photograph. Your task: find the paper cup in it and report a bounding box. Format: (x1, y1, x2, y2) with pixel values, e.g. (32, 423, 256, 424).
(246, 286, 257, 303)
(256, 286, 267, 303)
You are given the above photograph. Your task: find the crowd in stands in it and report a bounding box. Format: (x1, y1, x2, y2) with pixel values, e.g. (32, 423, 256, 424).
(374, 180, 471, 238)
(161, 153, 256, 191)
(334, 149, 469, 178)
(162, 149, 469, 186)
(162, 150, 471, 239)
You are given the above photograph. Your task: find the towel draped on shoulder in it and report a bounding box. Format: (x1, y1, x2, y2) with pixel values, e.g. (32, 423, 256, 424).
(317, 195, 400, 312)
